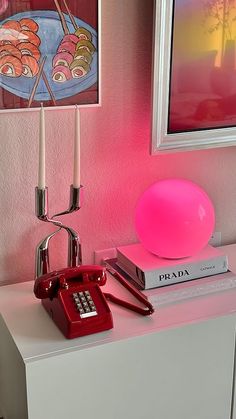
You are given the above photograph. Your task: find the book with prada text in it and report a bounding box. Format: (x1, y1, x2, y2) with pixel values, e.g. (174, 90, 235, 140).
(116, 243, 228, 289)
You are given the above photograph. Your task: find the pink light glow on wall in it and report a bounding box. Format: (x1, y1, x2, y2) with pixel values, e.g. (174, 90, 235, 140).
(168, 0, 236, 134)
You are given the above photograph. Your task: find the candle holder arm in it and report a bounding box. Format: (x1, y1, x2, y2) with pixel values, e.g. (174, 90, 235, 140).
(35, 228, 61, 278)
(53, 185, 83, 217)
(63, 226, 82, 267)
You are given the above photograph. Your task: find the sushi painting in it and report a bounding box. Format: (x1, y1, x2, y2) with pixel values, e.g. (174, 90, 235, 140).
(0, 0, 99, 110)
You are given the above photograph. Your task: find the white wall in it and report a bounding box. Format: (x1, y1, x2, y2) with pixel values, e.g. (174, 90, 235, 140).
(1, 0, 236, 284)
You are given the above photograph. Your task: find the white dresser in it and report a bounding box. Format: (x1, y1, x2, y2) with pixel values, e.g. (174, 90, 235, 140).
(1, 244, 236, 419)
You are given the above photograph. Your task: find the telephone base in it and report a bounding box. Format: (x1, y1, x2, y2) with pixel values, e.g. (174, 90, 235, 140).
(41, 283, 113, 339)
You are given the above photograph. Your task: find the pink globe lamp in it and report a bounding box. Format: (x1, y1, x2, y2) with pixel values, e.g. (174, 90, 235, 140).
(135, 179, 215, 259)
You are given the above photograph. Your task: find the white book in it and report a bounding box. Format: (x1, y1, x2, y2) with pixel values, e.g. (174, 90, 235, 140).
(116, 243, 229, 289)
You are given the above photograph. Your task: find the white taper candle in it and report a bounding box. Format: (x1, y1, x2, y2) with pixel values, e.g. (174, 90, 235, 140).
(73, 105, 81, 188)
(38, 103, 46, 189)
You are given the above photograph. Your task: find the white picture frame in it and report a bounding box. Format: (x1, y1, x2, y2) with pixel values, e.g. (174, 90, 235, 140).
(151, 0, 236, 153)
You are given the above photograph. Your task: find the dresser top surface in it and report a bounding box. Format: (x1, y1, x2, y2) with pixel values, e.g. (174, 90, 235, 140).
(1, 244, 236, 362)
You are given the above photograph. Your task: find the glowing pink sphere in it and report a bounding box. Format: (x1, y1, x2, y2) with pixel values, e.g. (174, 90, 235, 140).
(135, 179, 215, 259)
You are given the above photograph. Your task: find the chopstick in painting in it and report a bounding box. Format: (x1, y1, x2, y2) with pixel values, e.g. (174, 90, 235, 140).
(42, 72, 57, 106)
(61, 0, 78, 30)
(53, 0, 70, 34)
(28, 56, 47, 108)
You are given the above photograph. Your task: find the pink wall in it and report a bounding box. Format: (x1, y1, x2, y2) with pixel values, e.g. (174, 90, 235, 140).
(1, 0, 236, 284)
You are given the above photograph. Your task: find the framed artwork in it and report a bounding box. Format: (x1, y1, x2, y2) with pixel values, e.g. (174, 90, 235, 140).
(152, 0, 236, 153)
(0, 0, 100, 111)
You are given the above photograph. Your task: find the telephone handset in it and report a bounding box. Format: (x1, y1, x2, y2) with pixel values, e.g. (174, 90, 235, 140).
(34, 265, 113, 339)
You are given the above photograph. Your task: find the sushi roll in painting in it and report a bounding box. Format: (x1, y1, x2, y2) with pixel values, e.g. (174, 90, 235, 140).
(74, 27, 92, 42)
(70, 58, 90, 78)
(17, 30, 41, 47)
(62, 34, 79, 45)
(1, 20, 21, 32)
(0, 54, 22, 77)
(0, 44, 21, 60)
(76, 39, 96, 55)
(21, 55, 39, 77)
(57, 41, 77, 55)
(52, 65, 72, 82)
(19, 18, 39, 33)
(74, 48, 92, 65)
(17, 42, 41, 61)
(52, 51, 74, 68)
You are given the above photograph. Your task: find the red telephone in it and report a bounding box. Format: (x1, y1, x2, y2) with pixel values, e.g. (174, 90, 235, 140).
(34, 265, 113, 339)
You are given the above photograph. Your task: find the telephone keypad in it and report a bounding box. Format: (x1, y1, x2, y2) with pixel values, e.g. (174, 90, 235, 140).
(72, 291, 98, 318)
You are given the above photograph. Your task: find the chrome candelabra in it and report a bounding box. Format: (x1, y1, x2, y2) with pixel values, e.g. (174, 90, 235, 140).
(35, 185, 83, 278)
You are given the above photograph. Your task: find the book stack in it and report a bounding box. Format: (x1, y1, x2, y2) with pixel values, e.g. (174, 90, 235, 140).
(116, 243, 229, 290)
